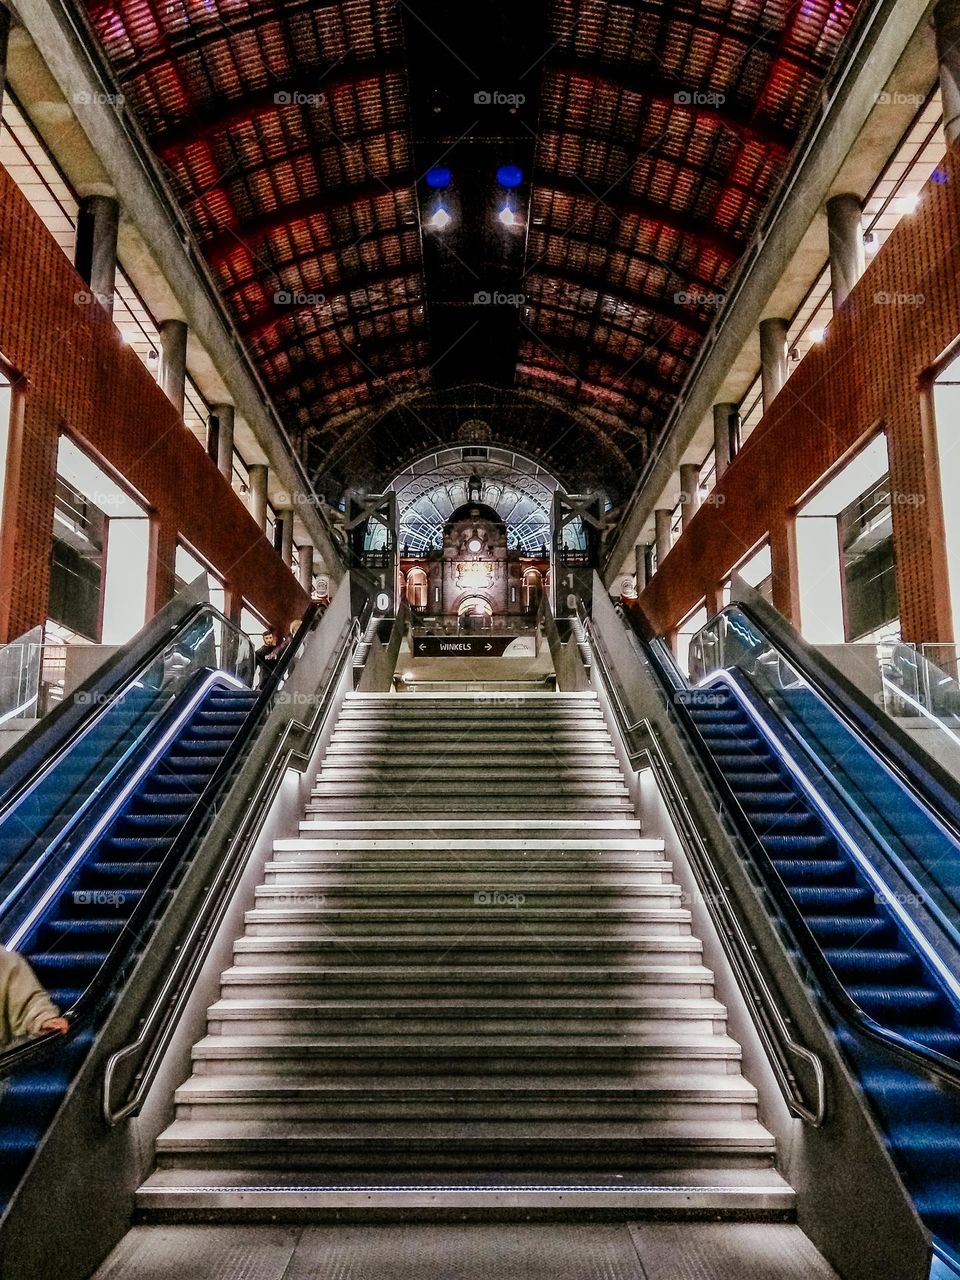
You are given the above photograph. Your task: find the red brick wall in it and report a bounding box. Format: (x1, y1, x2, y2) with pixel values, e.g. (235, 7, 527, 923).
(0, 164, 306, 642)
(639, 146, 960, 646)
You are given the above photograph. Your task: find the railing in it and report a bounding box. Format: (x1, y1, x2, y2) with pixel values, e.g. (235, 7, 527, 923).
(583, 603, 826, 1126)
(100, 595, 367, 1124)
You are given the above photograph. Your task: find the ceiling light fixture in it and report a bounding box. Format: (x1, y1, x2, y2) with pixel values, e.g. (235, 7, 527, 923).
(429, 203, 452, 231)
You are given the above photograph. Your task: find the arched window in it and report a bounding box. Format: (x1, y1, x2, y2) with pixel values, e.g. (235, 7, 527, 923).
(406, 567, 428, 610)
(523, 568, 542, 612)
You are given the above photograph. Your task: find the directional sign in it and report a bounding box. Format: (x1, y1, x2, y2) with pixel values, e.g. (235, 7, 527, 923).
(413, 635, 534, 658)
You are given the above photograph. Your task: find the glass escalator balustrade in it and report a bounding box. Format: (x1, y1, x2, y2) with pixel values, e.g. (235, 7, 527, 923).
(0, 679, 258, 1208)
(0, 604, 260, 1212)
(667, 606, 960, 1259)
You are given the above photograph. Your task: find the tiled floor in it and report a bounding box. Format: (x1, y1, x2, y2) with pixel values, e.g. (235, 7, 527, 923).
(92, 1222, 841, 1280)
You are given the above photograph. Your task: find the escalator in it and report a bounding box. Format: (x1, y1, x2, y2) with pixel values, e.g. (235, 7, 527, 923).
(0, 601, 320, 1213)
(626, 597, 960, 1270)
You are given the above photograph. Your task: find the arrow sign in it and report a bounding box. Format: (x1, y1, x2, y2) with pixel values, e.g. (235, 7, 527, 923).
(411, 636, 525, 658)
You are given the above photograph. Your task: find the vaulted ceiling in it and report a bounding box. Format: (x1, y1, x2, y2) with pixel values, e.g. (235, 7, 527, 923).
(83, 0, 862, 503)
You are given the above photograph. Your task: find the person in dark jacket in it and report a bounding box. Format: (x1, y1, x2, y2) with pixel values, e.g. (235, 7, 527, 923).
(254, 630, 287, 686)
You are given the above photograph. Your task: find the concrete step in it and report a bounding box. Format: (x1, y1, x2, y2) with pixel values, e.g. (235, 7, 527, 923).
(314, 764, 625, 781)
(173, 1071, 758, 1123)
(304, 780, 632, 797)
(285, 838, 658, 854)
(189, 1032, 745, 1076)
(154, 1117, 776, 1171)
(262, 861, 674, 886)
(204, 996, 729, 1038)
(241, 908, 694, 938)
(230, 935, 706, 965)
(323, 742, 619, 757)
(253, 884, 684, 908)
(305, 803, 639, 814)
(134, 1164, 796, 1219)
(218, 963, 719, 1001)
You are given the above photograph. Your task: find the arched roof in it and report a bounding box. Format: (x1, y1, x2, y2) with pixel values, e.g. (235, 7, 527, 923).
(83, 0, 862, 499)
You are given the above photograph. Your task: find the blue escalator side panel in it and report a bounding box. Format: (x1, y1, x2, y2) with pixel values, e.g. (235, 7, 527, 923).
(780, 687, 960, 915)
(682, 683, 960, 1252)
(0, 684, 257, 1210)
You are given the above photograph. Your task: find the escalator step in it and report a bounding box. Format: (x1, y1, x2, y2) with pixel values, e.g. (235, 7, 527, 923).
(805, 914, 895, 940)
(39, 917, 125, 941)
(760, 834, 835, 852)
(849, 987, 945, 1015)
(787, 886, 874, 907)
(98, 837, 174, 854)
(84, 862, 160, 880)
(135, 793, 197, 809)
(825, 948, 918, 974)
(887, 1027, 960, 1054)
(114, 813, 179, 829)
(738, 791, 799, 809)
(746, 811, 818, 830)
(772, 859, 851, 882)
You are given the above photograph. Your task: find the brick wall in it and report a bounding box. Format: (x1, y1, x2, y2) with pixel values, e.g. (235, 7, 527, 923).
(639, 146, 960, 646)
(0, 164, 307, 642)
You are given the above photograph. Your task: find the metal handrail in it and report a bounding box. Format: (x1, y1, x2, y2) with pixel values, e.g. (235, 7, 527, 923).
(583, 614, 826, 1125)
(100, 610, 365, 1125)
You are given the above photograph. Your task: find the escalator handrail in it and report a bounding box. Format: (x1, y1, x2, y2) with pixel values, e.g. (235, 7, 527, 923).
(101, 604, 367, 1124)
(582, 612, 826, 1125)
(0, 602, 243, 827)
(637, 620, 960, 1099)
(705, 596, 960, 853)
(0, 601, 326, 1082)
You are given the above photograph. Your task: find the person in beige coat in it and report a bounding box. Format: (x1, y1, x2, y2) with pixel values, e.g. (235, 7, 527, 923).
(0, 947, 69, 1047)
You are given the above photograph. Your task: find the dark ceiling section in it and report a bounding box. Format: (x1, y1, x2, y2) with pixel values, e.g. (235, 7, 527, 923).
(519, 0, 862, 470)
(85, 0, 429, 428)
(83, 0, 861, 503)
(401, 0, 546, 388)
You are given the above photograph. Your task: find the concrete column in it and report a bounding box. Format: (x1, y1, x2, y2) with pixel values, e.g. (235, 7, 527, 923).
(211, 403, 235, 481)
(826, 193, 865, 310)
(279, 509, 295, 567)
(759, 317, 789, 414)
(0, 6, 10, 116)
(248, 464, 268, 532)
(298, 543, 314, 593)
(158, 319, 188, 418)
(654, 508, 673, 570)
(75, 195, 120, 318)
(936, 0, 960, 148)
(713, 402, 738, 480)
(679, 463, 701, 531)
(634, 543, 649, 594)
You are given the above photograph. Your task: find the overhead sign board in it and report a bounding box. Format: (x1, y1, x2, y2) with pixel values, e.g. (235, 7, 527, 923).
(413, 635, 535, 658)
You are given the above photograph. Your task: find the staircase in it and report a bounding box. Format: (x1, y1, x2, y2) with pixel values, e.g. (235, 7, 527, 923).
(138, 691, 793, 1217)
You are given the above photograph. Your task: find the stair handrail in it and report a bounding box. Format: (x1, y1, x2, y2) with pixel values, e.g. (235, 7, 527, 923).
(638, 622, 960, 1099)
(100, 599, 367, 1125)
(0, 600, 326, 1084)
(581, 607, 826, 1126)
